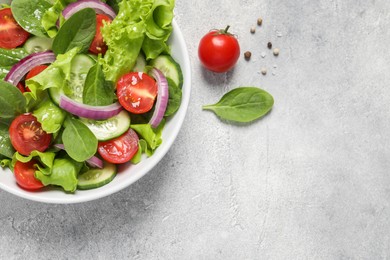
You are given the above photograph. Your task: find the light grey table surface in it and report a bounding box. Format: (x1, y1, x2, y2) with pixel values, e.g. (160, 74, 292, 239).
(1, 0, 390, 259)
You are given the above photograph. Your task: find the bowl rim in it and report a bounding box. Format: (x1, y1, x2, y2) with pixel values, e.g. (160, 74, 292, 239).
(0, 19, 191, 204)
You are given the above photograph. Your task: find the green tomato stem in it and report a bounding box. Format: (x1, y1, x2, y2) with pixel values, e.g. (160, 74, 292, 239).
(224, 25, 231, 34)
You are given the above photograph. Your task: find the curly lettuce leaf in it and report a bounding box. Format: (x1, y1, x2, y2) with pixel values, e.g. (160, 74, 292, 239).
(35, 156, 82, 192)
(12, 151, 56, 172)
(100, 0, 175, 81)
(41, 0, 77, 38)
(25, 47, 79, 101)
(131, 119, 164, 152)
(142, 0, 175, 59)
(99, 0, 148, 82)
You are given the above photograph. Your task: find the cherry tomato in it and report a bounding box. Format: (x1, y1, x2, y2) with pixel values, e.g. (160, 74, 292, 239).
(14, 160, 44, 190)
(9, 113, 52, 156)
(89, 14, 111, 55)
(0, 8, 29, 49)
(116, 72, 157, 114)
(198, 26, 240, 73)
(16, 82, 25, 93)
(25, 65, 48, 80)
(98, 129, 139, 164)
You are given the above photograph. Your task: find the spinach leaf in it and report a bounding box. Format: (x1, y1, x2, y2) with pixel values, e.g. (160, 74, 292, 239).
(0, 81, 26, 118)
(52, 8, 96, 55)
(164, 78, 182, 117)
(0, 48, 29, 80)
(0, 68, 10, 81)
(83, 63, 115, 106)
(11, 0, 52, 37)
(0, 122, 15, 159)
(62, 117, 98, 162)
(202, 87, 274, 123)
(0, 48, 28, 68)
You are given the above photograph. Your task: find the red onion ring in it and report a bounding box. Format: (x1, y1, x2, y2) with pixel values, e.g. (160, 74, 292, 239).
(4, 51, 56, 86)
(62, 0, 116, 20)
(149, 68, 169, 128)
(59, 95, 123, 120)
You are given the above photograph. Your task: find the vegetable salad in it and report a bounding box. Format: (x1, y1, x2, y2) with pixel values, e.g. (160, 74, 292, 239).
(0, 0, 183, 192)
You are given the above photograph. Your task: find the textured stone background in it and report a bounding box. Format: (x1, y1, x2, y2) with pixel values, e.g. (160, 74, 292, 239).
(1, 0, 390, 259)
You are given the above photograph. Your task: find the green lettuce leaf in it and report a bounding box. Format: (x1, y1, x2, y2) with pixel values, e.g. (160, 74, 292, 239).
(131, 119, 164, 153)
(33, 98, 66, 134)
(41, 0, 77, 38)
(141, 0, 175, 59)
(35, 156, 82, 192)
(0, 158, 11, 169)
(25, 47, 79, 100)
(12, 151, 56, 173)
(100, 0, 175, 81)
(99, 0, 148, 82)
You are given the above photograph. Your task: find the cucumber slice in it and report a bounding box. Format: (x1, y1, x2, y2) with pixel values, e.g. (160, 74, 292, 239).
(49, 54, 95, 104)
(149, 54, 183, 88)
(80, 110, 131, 141)
(77, 162, 117, 190)
(132, 53, 147, 72)
(24, 36, 53, 54)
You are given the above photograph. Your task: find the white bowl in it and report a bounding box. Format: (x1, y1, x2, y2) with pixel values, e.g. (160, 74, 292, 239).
(0, 20, 191, 204)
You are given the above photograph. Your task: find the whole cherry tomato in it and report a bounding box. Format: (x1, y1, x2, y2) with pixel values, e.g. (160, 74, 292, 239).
(198, 26, 240, 73)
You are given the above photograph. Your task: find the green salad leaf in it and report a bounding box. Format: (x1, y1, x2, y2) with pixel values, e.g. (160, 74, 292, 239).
(52, 8, 96, 55)
(26, 47, 79, 100)
(131, 120, 164, 153)
(99, 0, 146, 82)
(0, 81, 26, 118)
(62, 117, 98, 162)
(0, 122, 15, 159)
(83, 63, 115, 106)
(0, 48, 28, 68)
(11, 0, 52, 37)
(100, 0, 175, 81)
(12, 151, 56, 172)
(33, 98, 66, 134)
(41, 0, 77, 38)
(35, 156, 82, 192)
(203, 87, 274, 123)
(165, 78, 182, 117)
(142, 0, 175, 59)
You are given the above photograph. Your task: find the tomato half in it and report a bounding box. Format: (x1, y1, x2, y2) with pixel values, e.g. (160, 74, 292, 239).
(0, 8, 29, 49)
(26, 65, 48, 80)
(9, 113, 52, 156)
(14, 160, 44, 190)
(98, 129, 139, 164)
(198, 26, 240, 73)
(89, 14, 111, 55)
(116, 72, 157, 114)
